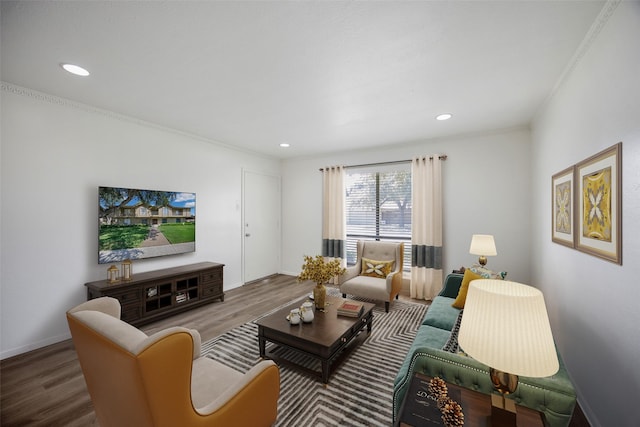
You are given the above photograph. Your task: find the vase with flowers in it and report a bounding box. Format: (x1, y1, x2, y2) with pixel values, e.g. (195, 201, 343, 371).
(297, 255, 346, 310)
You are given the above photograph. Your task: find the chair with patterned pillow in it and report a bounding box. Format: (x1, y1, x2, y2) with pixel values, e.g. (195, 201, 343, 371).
(339, 240, 404, 312)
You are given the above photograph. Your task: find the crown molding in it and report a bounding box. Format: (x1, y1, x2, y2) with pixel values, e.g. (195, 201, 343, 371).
(0, 81, 278, 161)
(534, 0, 621, 120)
(1, 81, 125, 119)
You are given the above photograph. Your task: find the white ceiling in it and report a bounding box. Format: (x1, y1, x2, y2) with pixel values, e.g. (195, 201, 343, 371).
(1, 1, 606, 159)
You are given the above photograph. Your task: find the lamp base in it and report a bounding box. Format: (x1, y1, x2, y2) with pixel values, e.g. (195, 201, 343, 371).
(488, 394, 517, 426)
(488, 405, 517, 427)
(490, 368, 519, 394)
(478, 255, 487, 266)
(491, 393, 517, 413)
(488, 369, 518, 426)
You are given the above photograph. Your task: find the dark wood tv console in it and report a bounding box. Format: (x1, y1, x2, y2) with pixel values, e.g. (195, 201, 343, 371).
(85, 262, 224, 326)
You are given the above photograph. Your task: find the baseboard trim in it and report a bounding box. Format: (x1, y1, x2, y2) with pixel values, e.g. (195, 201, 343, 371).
(1, 332, 71, 361)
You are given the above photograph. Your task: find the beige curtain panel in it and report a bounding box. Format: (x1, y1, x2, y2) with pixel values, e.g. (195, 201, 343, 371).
(410, 156, 443, 300)
(322, 166, 346, 271)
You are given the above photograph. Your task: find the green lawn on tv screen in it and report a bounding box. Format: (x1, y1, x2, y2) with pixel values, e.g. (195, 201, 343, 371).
(99, 223, 195, 250)
(159, 223, 195, 244)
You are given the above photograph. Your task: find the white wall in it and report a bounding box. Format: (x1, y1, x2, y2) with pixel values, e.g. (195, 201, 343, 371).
(0, 85, 280, 359)
(281, 127, 532, 284)
(531, 2, 640, 426)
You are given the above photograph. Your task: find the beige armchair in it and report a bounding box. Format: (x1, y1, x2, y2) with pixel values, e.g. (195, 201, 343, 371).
(339, 240, 404, 312)
(67, 297, 280, 427)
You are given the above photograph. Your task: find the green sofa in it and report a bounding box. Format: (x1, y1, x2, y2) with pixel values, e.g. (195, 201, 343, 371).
(393, 273, 577, 427)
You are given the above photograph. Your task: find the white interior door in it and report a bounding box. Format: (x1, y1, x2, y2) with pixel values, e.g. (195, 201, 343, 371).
(243, 170, 281, 284)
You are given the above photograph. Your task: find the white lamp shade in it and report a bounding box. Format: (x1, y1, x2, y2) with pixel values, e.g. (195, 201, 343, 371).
(469, 234, 497, 256)
(458, 280, 559, 378)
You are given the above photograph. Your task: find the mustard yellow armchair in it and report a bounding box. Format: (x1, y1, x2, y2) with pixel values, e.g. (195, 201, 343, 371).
(67, 297, 280, 427)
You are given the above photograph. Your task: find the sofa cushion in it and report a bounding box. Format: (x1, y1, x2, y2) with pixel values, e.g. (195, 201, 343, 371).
(360, 258, 395, 278)
(409, 325, 453, 356)
(340, 275, 390, 300)
(422, 296, 461, 330)
(191, 357, 243, 410)
(451, 269, 482, 309)
(468, 264, 507, 280)
(438, 273, 464, 298)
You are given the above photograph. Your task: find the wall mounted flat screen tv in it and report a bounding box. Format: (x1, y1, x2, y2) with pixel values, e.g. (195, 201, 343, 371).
(98, 186, 196, 264)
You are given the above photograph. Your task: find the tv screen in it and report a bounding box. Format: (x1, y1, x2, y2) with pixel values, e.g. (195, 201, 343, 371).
(98, 186, 196, 264)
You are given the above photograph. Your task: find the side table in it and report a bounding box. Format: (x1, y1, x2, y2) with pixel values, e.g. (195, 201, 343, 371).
(396, 373, 545, 427)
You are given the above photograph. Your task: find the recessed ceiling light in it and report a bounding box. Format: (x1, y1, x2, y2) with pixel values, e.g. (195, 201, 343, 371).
(61, 63, 90, 77)
(435, 113, 452, 121)
(279, 143, 290, 148)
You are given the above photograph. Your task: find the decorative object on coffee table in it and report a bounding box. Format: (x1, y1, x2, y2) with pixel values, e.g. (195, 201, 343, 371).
(297, 255, 345, 309)
(314, 283, 326, 310)
(288, 308, 301, 325)
(300, 301, 314, 322)
(337, 300, 364, 317)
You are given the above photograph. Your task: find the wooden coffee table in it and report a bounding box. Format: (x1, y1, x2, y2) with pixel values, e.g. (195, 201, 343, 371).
(256, 295, 375, 384)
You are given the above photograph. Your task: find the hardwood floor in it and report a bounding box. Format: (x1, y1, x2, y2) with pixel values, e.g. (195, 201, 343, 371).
(0, 275, 589, 426)
(1, 275, 314, 427)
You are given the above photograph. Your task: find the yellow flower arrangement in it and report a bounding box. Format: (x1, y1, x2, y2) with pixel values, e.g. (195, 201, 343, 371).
(297, 255, 346, 285)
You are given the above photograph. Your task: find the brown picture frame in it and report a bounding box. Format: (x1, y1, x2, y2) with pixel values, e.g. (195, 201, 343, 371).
(551, 166, 575, 248)
(574, 142, 622, 264)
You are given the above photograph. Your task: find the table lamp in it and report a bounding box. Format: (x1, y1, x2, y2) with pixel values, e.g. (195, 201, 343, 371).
(469, 234, 497, 266)
(458, 280, 559, 426)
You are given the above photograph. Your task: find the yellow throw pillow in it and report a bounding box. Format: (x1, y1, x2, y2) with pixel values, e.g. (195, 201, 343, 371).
(452, 269, 482, 309)
(360, 258, 395, 278)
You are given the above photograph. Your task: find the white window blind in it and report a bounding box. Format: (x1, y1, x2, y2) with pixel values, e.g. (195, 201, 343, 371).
(345, 163, 412, 270)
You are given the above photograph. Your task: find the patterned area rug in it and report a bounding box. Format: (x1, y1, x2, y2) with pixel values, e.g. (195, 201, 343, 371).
(201, 291, 428, 426)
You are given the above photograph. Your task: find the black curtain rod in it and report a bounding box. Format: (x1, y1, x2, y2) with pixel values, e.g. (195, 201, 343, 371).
(319, 155, 447, 171)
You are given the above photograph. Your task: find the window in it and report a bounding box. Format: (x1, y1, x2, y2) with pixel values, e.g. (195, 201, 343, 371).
(345, 163, 412, 270)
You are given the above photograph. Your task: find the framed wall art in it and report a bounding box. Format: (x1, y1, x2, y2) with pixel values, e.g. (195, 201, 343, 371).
(574, 142, 622, 264)
(552, 166, 575, 248)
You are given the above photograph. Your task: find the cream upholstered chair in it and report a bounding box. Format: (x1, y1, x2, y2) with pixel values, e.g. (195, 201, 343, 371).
(339, 240, 404, 312)
(67, 297, 280, 427)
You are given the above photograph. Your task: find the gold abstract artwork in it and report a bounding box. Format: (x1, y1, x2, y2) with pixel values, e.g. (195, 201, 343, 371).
(555, 180, 571, 234)
(582, 167, 612, 241)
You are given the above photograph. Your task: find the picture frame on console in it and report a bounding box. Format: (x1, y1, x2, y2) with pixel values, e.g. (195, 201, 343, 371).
(551, 165, 575, 248)
(574, 142, 622, 265)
